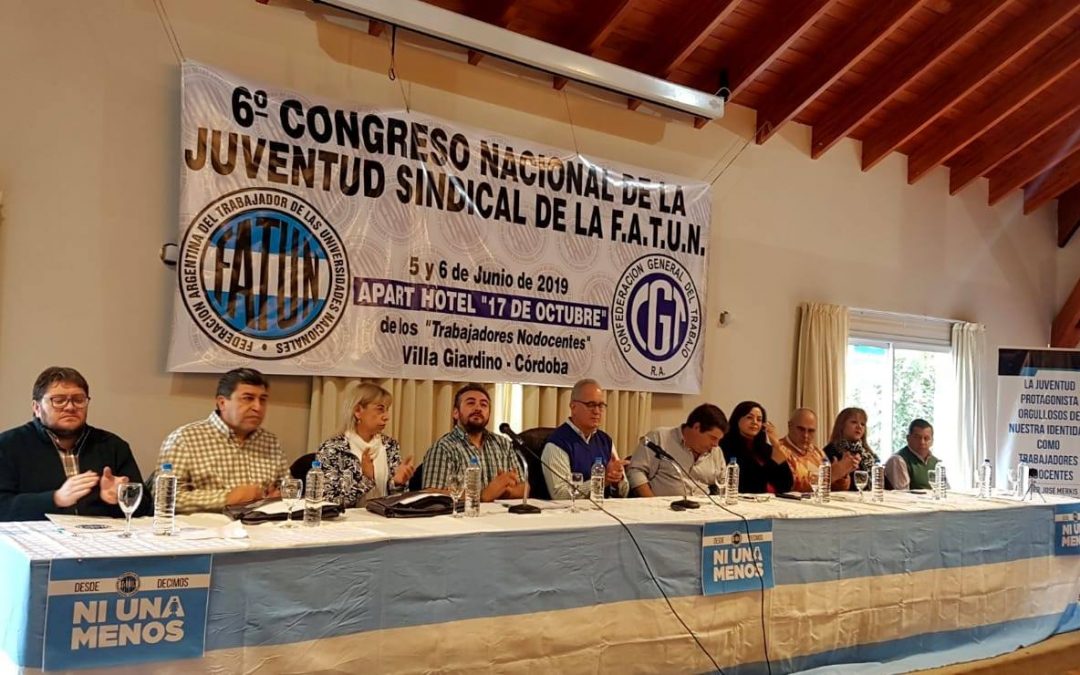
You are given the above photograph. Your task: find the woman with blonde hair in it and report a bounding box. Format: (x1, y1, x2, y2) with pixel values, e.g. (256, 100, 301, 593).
(823, 407, 878, 491)
(315, 383, 415, 507)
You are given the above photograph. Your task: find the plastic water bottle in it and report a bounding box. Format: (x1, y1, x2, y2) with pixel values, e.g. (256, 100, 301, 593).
(725, 457, 740, 505)
(590, 457, 605, 505)
(978, 459, 993, 500)
(1016, 460, 1029, 498)
(817, 462, 832, 503)
(464, 457, 481, 517)
(152, 462, 177, 536)
(871, 464, 885, 503)
(936, 464, 948, 499)
(304, 460, 325, 527)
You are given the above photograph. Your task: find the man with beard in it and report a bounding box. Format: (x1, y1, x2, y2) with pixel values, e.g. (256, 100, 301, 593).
(158, 368, 287, 514)
(0, 367, 147, 521)
(422, 384, 526, 501)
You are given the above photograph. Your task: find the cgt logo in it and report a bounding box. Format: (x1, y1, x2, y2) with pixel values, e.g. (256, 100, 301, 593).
(178, 188, 349, 358)
(611, 254, 701, 380)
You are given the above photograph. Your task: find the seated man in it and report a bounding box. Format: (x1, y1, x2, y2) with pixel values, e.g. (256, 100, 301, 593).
(422, 384, 526, 502)
(158, 368, 287, 514)
(541, 379, 629, 500)
(0, 367, 146, 521)
(628, 404, 727, 497)
(884, 419, 940, 490)
(777, 408, 854, 493)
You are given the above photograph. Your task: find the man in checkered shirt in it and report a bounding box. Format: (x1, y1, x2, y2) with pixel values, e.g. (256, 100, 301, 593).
(158, 368, 287, 514)
(422, 384, 526, 502)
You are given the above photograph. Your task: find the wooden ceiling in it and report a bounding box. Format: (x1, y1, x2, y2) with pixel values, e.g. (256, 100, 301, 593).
(417, 0, 1080, 246)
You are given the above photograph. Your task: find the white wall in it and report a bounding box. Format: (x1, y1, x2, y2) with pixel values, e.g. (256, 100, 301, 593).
(0, 0, 1073, 473)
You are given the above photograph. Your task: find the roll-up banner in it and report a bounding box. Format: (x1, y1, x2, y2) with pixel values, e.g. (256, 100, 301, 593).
(997, 348, 1080, 498)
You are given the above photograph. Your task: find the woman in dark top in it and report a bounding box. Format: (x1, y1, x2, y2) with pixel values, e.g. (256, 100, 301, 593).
(719, 401, 794, 494)
(823, 407, 878, 490)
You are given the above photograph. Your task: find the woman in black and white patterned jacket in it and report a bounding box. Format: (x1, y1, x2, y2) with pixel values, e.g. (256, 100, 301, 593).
(315, 383, 416, 508)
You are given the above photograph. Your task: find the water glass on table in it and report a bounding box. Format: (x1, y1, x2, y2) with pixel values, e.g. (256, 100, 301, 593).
(569, 473, 584, 512)
(448, 473, 465, 518)
(808, 470, 821, 504)
(117, 483, 143, 538)
(280, 478, 302, 528)
(853, 470, 869, 501)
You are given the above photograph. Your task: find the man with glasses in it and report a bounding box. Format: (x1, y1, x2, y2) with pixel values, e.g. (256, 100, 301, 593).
(0, 367, 147, 521)
(157, 368, 287, 514)
(422, 384, 526, 501)
(628, 404, 728, 497)
(542, 379, 630, 499)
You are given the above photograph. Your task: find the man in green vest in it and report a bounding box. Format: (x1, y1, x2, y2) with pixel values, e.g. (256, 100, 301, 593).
(884, 419, 939, 490)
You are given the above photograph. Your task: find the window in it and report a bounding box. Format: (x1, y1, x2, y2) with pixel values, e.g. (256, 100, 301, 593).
(844, 310, 958, 472)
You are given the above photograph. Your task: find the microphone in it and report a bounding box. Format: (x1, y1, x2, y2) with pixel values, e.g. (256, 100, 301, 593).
(640, 436, 676, 462)
(498, 423, 540, 515)
(638, 436, 700, 511)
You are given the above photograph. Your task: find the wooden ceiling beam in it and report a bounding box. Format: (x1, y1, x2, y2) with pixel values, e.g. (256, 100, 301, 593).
(860, 0, 1079, 171)
(1023, 146, 1080, 214)
(951, 84, 1080, 195)
(906, 28, 1080, 183)
(1058, 185, 1080, 247)
(716, 0, 835, 102)
(985, 105, 1080, 204)
(638, 0, 741, 78)
(754, 0, 924, 145)
(1051, 272, 1080, 347)
(564, 0, 636, 55)
(811, 0, 1008, 160)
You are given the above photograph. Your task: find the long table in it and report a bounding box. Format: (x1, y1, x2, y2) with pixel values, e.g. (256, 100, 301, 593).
(2, 492, 1079, 674)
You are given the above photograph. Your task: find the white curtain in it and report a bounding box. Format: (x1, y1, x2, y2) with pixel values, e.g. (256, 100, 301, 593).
(795, 303, 849, 428)
(952, 322, 987, 488)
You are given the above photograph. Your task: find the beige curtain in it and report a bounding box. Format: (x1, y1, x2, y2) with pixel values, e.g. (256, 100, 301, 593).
(307, 377, 495, 464)
(795, 302, 849, 429)
(520, 385, 652, 457)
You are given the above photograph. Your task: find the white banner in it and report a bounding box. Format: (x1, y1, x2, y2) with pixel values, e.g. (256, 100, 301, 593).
(168, 63, 710, 393)
(996, 348, 1080, 497)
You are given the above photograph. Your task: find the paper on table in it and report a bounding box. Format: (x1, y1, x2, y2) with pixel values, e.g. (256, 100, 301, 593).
(250, 500, 305, 516)
(177, 520, 248, 540)
(45, 514, 124, 535)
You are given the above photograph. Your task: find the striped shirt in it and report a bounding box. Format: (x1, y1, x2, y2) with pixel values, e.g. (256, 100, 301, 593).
(45, 427, 88, 479)
(158, 412, 287, 514)
(422, 425, 522, 490)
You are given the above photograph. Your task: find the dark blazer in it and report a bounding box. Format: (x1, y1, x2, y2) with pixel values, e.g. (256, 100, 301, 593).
(0, 419, 148, 521)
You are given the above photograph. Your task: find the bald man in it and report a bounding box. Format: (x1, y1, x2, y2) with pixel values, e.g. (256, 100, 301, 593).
(777, 408, 850, 493)
(541, 379, 629, 500)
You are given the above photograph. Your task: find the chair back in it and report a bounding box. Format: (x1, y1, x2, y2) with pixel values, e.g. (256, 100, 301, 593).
(519, 426, 556, 501)
(290, 453, 317, 481)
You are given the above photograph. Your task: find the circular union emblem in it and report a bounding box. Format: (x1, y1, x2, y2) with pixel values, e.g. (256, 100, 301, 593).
(178, 188, 350, 359)
(731, 531, 742, 546)
(611, 254, 701, 380)
(116, 571, 140, 597)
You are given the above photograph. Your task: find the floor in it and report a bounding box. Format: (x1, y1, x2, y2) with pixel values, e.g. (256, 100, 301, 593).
(916, 629, 1080, 674)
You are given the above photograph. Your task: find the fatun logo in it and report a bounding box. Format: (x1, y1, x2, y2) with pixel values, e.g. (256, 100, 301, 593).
(179, 188, 349, 358)
(611, 254, 701, 380)
(115, 572, 140, 597)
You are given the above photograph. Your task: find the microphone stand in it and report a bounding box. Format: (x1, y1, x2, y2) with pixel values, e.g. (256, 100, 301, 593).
(665, 457, 700, 511)
(506, 439, 541, 515)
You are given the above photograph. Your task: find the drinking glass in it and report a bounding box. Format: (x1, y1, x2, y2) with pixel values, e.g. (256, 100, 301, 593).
(927, 469, 938, 499)
(1004, 466, 1018, 497)
(117, 483, 142, 538)
(807, 469, 821, 503)
(570, 473, 584, 512)
(853, 470, 869, 501)
(340, 471, 354, 510)
(448, 473, 465, 518)
(280, 478, 302, 528)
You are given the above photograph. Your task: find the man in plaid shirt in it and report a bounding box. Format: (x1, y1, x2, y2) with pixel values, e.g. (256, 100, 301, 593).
(158, 368, 287, 514)
(422, 384, 526, 502)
